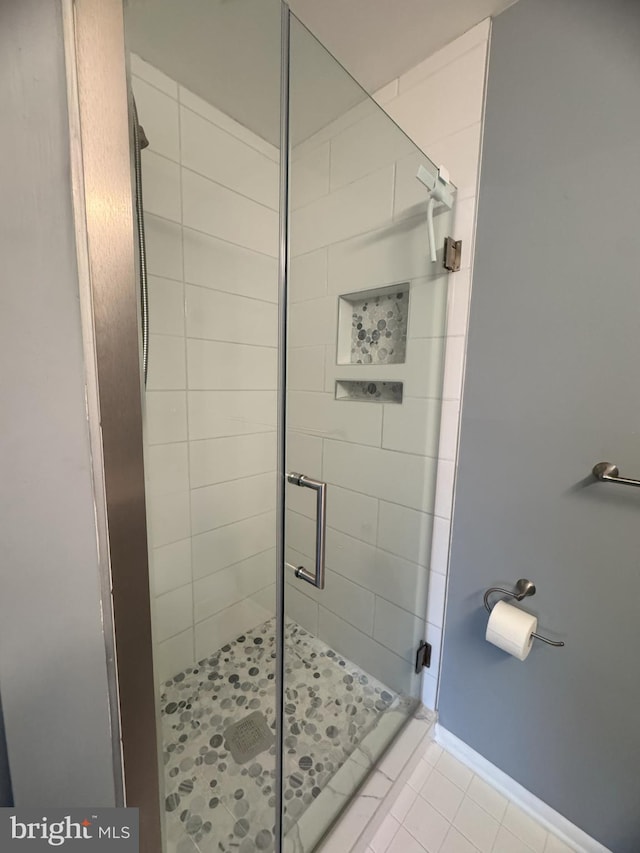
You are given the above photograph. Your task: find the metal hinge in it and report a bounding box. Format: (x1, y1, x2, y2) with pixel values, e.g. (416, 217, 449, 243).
(443, 237, 462, 272)
(415, 641, 432, 673)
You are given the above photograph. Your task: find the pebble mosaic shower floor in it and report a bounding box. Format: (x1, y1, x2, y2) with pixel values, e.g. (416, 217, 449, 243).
(349, 289, 408, 365)
(161, 618, 408, 853)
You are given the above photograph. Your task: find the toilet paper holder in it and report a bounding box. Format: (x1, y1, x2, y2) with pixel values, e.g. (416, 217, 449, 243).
(483, 579, 565, 647)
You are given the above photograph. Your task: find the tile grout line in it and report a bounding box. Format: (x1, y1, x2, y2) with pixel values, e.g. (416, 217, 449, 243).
(174, 92, 197, 666)
(379, 741, 565, 853)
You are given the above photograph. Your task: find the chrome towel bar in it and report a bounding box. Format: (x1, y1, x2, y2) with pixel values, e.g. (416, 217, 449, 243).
(484, 578, 565, 647)
(592, 461, 640, 488)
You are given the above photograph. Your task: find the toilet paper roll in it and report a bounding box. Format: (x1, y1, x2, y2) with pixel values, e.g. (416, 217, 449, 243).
(485, 600, 537, 660)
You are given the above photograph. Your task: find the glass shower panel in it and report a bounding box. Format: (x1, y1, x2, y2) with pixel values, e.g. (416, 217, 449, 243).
(283, 14, 455, 848)
(124, 1, 282, 851)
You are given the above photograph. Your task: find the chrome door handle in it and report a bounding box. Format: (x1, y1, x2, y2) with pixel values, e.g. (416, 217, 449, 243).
(592, 461, 640, 488)
(286, 472, 327, 589)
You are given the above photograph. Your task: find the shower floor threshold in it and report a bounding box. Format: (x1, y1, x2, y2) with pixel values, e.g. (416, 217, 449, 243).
(161, 618, 416, 853)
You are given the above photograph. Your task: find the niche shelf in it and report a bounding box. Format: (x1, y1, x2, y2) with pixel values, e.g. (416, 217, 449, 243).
(335, 380, 403, 404)
(337, 283, 409, 365)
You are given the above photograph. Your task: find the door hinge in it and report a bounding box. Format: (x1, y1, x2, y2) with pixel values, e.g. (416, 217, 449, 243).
(415, 641, 432, 673)
(443, 237, 462, 272)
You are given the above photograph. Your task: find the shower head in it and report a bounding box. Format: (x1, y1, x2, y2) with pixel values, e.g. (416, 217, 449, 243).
(137, 123, 149, 150)
(131, 95, 150, 150)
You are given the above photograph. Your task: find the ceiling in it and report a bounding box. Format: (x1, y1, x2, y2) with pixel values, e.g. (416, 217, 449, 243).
(126, 0, 516, 146)
(287, 0, 516, 93)
(126, 0, 283, 144)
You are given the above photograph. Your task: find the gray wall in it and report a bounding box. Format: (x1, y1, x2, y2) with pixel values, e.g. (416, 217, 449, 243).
(438, 0, 640, 850)
(0, 0, 117, 806)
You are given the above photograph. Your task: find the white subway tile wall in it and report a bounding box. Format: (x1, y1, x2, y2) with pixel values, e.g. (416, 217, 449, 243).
(132, 56, 278, 682)
(285, 20, 490, 708)
(137, 16, 489, 700)
(285, 69, 455, 699)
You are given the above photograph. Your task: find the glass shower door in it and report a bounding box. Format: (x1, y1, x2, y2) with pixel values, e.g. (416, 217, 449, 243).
(122, 1, 453, 848)
(123, 1, 284, 851)
(282, 14, 455, 849)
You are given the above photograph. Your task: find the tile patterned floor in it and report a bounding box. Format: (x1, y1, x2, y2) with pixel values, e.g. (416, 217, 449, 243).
(160, 618, 410, 853)
(364, 740, 575, 853)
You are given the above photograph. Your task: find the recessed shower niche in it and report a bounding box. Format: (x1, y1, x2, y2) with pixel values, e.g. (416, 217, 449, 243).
(335, 380, 403, 403)
(337, 283, 410, 365)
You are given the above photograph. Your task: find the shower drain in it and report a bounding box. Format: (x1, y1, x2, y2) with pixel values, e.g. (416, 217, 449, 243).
(223, 711, 275, 764)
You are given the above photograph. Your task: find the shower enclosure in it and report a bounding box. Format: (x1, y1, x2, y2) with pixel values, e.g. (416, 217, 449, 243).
(82, 1, 455, 850)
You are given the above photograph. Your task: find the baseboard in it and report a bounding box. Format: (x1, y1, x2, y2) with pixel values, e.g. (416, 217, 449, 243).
(435, 725, 611, 853)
